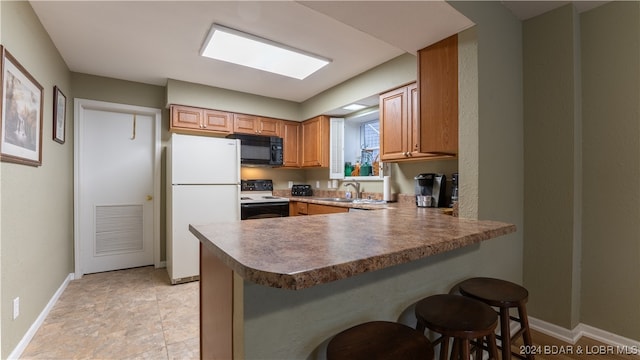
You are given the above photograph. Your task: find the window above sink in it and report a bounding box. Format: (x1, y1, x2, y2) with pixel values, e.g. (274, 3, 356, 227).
(329, 106, 384, 182)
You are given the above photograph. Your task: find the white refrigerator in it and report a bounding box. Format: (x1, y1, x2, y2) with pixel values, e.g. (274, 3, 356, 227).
(167, 133, 240, 284)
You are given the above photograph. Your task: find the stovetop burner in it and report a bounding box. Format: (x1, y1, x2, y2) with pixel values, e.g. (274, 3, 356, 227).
(240, 179, 289, 204)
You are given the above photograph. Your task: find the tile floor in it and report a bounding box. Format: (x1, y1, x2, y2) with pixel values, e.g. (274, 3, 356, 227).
(21, 266, 199, 359)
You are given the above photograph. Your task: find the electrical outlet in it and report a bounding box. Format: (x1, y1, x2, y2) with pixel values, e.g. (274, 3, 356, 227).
(13, 297, 19, 320)
(316, 181, 320, 188)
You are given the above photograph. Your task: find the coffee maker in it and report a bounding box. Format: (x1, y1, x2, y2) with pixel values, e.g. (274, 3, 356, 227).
(450, 172, 459, 207)
(414, 173, 446, 207)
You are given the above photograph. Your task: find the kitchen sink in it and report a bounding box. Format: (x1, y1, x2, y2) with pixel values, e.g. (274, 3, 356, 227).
(352, 199, 387, 205)
(315, 197, 354, 203)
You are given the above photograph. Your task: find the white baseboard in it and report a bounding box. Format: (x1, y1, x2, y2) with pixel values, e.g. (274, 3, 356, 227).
(8, 273, 75, 360)
(529, 317, 640, 348)
(156, 261, 166, 268)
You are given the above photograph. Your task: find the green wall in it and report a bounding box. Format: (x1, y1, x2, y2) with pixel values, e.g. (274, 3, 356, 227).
(522, 1, 640, 340)
(166, 78, 300, 121)
(523, 4, 582, 330)
(581, 1, 640, 339)
(1, 2, 73, 357)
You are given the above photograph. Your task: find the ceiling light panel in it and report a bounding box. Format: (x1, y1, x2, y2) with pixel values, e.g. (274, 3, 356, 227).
(201, 24, 331, 80)
(343, 103, 367, 111)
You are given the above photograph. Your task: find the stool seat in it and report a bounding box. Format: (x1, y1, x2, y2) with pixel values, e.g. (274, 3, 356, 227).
(327, 321, 434, 360)
(458, 277, 528, 307)
(415, 294, 499, 360)
(456, 277, 534, 360)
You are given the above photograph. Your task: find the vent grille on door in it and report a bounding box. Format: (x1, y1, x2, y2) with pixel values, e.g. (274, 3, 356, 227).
(95, 205, 143, 255)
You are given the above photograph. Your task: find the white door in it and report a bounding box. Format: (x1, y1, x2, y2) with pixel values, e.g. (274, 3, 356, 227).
(75, 99, 161, 276)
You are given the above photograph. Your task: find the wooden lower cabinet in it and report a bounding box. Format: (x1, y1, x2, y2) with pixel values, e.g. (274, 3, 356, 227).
(289, 201, 349, 216)
(308, 203, 349, 215)
(290, 201, 308, 216)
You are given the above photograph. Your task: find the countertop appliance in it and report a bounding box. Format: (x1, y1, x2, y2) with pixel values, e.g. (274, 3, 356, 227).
(415, 173, 446, 208)
(226, 133, 283, 166)
(241, 179, 289, 220)
(291, 184, 313, 196)
(167, 133, 240, 284)
(451, 172, 459, 207)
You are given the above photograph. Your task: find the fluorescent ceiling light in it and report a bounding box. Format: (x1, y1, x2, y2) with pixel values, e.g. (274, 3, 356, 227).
(342, 103, 367, 111)
(200, 24, 331, 80)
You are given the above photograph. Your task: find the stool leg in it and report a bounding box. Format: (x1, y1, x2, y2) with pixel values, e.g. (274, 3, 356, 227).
(518, 305, 534, 360)
(487, 333, 499, 360)
(461, 339, 471, 360)
(475, 338, 483, 360)
(499, 307, 512, 360)
(451, 338, 459, 360)
(416, 319, 426, 333)
(440, 337, 450, 360)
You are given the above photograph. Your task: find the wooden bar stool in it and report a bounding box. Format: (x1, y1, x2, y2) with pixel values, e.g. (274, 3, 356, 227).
(327, 321, 434, 360)
(415, 294, 499, 360)
(457, 277, 534, 360)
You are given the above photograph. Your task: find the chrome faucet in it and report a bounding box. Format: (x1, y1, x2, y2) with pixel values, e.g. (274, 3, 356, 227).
(344, 182, 361, 199)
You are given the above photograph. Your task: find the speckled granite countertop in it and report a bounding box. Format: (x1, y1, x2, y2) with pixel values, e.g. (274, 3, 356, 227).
(190, 207, 516, 290)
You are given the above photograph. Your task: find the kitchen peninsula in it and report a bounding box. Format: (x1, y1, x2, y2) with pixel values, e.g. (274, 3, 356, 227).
(190, 206, 516, 359)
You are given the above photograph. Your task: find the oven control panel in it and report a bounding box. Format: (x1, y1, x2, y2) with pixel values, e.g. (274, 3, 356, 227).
(241, 179, 273, 192)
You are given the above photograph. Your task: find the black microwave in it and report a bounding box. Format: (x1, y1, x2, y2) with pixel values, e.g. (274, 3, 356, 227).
(226, 134, 283, 166)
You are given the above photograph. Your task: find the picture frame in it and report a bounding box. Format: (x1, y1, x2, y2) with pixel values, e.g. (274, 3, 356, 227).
(53, 86, 66, 144)
(0, 46, 43, 166)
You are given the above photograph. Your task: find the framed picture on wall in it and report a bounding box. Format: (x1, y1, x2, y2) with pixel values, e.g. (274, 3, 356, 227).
(53, 86, 66, 144)
(0, 46, 44, 166)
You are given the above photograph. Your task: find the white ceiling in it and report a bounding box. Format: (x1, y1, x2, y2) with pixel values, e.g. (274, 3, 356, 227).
(501, 1, 609, 20)
(29, 1, 473, 104)
(29, 1, 607, 108)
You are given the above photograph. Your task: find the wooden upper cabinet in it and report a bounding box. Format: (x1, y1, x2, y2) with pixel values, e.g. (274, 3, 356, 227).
(380, 34, 458, 162)
(204, 109, 233, 133)
(301, 115, 330, 167)
(418, 34, 458, 155)
(282, 121, 301, 168)
(171, 105, 204, 130)
(380, 84, 415, 161)
(233, 114, 259, 134)
(259, 117, 281, 136)
(171, 105, 232, 134)
(233, 114, 281, 136)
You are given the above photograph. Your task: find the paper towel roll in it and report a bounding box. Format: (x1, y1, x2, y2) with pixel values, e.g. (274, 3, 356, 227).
(383, 175, 392, 201)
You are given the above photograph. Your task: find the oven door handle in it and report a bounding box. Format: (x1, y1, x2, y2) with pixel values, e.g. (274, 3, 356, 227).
(241, 202, 289, 208)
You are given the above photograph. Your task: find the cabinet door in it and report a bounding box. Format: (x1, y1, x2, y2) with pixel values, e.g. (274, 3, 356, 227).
(307, 203, 349, 215)
(204, 110, 233, 133)
(418, 34, 458, 154)
(259, 117, 281, 136)
(302, 116, 329, 167)
(380, 86, 411, 161)
(233, 114, 259, 134)
(171, 105, 204, 130)
(282, 121, 300, 167)
(289, 201, 308, 216)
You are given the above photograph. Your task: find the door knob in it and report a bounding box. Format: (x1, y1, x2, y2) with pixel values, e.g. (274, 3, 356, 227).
(146, 195, 153, 201)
